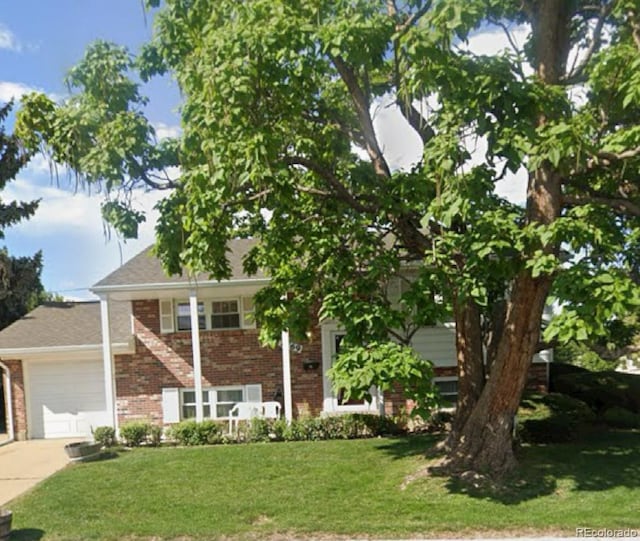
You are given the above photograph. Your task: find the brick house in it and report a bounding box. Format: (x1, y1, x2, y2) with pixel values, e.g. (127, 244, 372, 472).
(0, 239, 550, 440)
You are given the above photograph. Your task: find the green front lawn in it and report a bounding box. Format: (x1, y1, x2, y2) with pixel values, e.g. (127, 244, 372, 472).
(9, 431, 640, 540)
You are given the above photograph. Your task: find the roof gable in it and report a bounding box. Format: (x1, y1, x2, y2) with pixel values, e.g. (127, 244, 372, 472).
(0, 301, 131, 351)
(92, 238, 264, 289)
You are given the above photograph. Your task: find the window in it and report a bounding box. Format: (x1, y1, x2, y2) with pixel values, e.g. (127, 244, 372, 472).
(179, 385, 260, 420)
(181, 390, 211, 419)
(176, 301, 206, 331)
(164, 296, 255, 334)
(211, 300, 240, 329)
(214, 388, 244, 417)
(434, 378, 458, 405)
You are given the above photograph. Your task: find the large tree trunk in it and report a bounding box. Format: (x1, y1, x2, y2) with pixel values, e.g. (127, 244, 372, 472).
(440, 0, 570, 476)
(444, 297, 484, 449)
(443, 272, 553, 474)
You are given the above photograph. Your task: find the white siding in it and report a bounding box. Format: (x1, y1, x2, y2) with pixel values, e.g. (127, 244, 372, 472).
(410, 326, 457, 367)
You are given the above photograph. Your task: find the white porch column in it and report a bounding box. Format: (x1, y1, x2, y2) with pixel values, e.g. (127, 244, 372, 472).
(281, 329, 293, 423)
(189, 290, 204, 422)
(0, 362, 14, 441)
(99, 295, 117, 430)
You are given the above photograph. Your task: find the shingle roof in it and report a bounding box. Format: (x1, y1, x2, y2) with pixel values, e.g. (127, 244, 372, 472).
(92, 238, 265, 289)
(0, 300, 131, 351)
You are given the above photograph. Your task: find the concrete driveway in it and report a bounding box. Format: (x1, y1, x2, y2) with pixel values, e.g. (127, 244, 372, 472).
(0, 439, 81, 507)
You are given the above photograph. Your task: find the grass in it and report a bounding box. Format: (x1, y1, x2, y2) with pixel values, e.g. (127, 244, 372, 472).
(8, 430, 640, 540)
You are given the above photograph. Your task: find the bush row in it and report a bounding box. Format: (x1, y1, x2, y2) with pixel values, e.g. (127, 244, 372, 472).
(516, 392, 640, 444)
(92, 421, 163, 448)
(92, 414, 401, 448)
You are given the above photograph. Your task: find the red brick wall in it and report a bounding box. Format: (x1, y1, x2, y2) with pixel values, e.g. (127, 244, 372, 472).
(116, 299, 550, 425)
(2, 359, 26, 440)
(115, 299, 325, 425)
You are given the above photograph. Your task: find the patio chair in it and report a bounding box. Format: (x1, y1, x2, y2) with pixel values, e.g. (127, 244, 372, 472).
(261, 401, 282, 419)
(228, 401, 262, 433)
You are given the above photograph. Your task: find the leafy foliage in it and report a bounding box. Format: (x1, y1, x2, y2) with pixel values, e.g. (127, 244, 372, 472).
(119, 421, 155, 447)
(92, 425, 117, 448)
(165, 419, 224, 445)
(15, 1, 640, 472)
(328, 341, 439, 418)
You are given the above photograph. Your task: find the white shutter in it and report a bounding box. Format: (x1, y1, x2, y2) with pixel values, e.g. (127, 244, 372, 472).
(159, 300, 174, 333)
(241, 296, 256, 329)
(245, 384, 262, 403)
(162, 387, 181, 423)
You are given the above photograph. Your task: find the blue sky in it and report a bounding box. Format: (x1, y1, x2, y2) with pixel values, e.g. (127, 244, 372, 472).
(1, 1, 180, 300)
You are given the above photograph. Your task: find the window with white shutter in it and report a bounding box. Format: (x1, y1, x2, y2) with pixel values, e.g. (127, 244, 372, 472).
(159, 300, 174, 333)
(162, 387, 180, 423)
(241, 296, 256, 328)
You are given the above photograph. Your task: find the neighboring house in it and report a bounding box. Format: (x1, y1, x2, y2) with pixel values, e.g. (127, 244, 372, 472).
(0, 239, 550, 440)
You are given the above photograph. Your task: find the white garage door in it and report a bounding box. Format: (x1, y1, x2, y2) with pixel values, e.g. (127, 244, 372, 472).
(28, 359, 109, 439)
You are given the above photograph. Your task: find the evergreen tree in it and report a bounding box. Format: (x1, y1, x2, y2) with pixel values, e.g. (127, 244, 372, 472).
(0, 102, 43, 330)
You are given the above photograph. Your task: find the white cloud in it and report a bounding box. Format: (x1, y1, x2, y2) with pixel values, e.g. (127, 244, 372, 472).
(3, 175, 166, 299)
(0, 81, 37, 103)
(153, 122, 181, 141)
(5, 176, 163, 239)
(0, 24, 21, 52)
(465, 25, 530, 58)
(372, 95, 424, 172)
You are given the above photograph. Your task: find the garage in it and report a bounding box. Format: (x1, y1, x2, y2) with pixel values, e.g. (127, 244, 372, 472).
(27, 359, 109, 439)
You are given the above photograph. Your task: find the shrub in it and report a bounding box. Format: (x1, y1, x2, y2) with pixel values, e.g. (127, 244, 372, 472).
(276, 414, 399, 442)
(148, 424, 164, 446)
(92, 426, 117, 448)
(119, 421, 152, 447)
(517, 392, 596, 443)
(553, 369, 640, 414)
(246, 417, 272, 443)
(166, 420, 224, 445)
(601, 407, 640, 429)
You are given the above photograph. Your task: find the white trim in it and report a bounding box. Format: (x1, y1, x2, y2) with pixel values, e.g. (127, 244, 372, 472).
(0, 361, 14, 442)
(0, 343, 132, 360)
(91, 278, 270, 295)
(189, 290, 204, 422)
(100, 296, 118, 432)
(281, 330, 293, 423)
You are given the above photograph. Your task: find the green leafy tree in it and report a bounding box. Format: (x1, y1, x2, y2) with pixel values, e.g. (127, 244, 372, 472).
(0, 102, 43, 330)
(16, 1, 640, 475)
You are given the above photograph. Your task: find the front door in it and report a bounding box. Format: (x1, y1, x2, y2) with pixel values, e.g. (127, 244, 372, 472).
(321, 324, 380, 414)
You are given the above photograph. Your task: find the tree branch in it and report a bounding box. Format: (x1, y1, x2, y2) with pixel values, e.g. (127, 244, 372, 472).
(562, 2, 613, 84)
(562, 194, 640, 217)
(397, 100, 436, 145)
(283, 155, 379, 214)
(395, 1, 432, 38)
(331, 55, 391, 178)
(590, 342, 640, 361)
(597, 145, 640, 162)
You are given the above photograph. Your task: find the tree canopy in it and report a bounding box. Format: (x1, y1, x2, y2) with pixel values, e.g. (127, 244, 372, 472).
(15, 0, 640, 474)
(0, 102, 44, 330)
